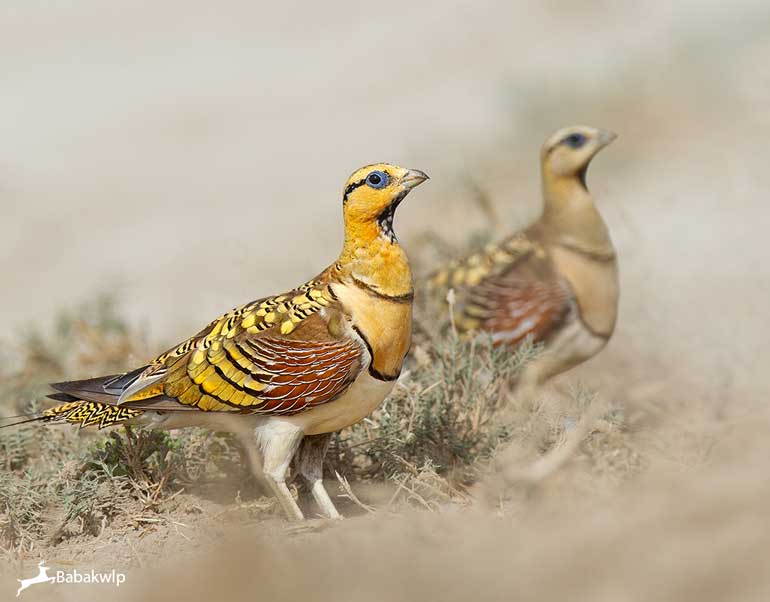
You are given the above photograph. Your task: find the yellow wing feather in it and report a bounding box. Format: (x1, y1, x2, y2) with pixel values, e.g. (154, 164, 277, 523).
(426, 234, 537, 293)
(127, 279, 339, 412)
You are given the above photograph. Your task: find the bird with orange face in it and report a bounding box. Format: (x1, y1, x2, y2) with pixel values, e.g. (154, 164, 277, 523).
(426, 126, 618, 399)
(9, 163, 428, 521)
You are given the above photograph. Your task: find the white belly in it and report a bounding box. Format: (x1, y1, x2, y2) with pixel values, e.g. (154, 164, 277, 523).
(521, 316, 609, 389)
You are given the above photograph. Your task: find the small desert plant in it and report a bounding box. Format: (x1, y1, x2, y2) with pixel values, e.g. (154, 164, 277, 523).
(0, 293, 636, 549)
(333, 320, 539, 488)
(0, 299, 245, 558)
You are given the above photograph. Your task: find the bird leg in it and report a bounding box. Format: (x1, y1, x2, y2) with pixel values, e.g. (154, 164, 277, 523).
(253, 421, 305, 521)
(235, 432, 272, 495)
(294, 433, 341, 520)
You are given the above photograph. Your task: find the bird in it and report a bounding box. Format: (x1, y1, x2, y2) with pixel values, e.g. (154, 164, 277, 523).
(425, 126, 618, 399)
(7, 163, 429, 521)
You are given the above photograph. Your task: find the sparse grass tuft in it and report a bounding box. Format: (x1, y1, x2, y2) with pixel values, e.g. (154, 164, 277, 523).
(0, 294, 638, 556)
(0, 299, 247, 559)
(334, 327, 538, 488)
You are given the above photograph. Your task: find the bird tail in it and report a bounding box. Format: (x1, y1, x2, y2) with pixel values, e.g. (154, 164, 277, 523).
(0, 369, 157, 430)
(0, 396, 145, 430)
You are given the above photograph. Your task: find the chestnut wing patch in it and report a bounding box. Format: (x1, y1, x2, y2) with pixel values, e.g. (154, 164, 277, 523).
(460, 275, 572, 346)
(162, 335, 364, 415)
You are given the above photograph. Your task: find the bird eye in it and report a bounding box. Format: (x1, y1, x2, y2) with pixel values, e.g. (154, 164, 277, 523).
(365, 170, 389, 189)
(563, 133, 587, 148)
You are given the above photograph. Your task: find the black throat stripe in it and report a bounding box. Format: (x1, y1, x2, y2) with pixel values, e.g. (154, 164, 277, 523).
(377, 189, 408, 242)
(577, 165, 589, 190)
(556, 241, 616, 262)
(351, 276, 414, 303)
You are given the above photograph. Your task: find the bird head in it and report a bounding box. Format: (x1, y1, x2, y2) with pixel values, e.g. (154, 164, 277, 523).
(541, 126, 617, 187)
(337, 163, 428, 297)
(342, 163, 429, 242)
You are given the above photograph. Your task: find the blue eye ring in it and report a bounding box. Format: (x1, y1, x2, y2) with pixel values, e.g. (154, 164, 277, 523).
(365, 170, 389, 189)
(563, 133, 587, 148)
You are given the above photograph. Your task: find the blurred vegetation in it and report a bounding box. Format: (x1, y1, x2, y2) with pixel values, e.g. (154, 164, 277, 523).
(336, 332, 533, 479)
(0, 299, 245, 559)
(0, 294, 637, 558)
(328, 318, 539, 511)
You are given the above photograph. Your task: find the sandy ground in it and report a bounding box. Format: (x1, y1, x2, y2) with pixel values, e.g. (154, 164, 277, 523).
(2, 0, 770, 600)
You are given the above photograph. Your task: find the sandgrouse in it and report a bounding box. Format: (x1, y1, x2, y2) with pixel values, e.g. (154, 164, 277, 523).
(11, 163, 428, 521)
(426, 126, 618, 399)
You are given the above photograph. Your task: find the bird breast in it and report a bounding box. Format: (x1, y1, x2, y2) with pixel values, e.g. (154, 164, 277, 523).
(330, 281, 412, 381)
(550, 246, 619, 338)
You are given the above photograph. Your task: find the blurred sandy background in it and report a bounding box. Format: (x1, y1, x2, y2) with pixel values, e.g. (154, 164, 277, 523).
(2, 0, 770, 600)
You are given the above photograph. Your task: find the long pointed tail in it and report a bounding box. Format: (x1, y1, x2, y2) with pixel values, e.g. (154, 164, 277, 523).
(0, 399, 144, 430)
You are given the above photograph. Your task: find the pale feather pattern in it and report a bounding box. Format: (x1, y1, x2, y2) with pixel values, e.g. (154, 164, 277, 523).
(463, 276, 572, 345)
(426, 234, 535, 292)
(426, 232, 572, 346)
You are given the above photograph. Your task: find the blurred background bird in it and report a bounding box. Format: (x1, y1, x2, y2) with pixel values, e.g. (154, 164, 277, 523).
(424, 126, 617, 400)
(4, 163, 428, 521)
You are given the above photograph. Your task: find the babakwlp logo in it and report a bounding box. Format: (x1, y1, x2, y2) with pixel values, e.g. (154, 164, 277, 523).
(16, 560, 126, 597)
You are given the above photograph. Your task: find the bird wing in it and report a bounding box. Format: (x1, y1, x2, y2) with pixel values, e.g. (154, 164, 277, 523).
(434, 233, 573, 345)
(459, 270, 572, 345)
(423, 233, 535, 299)
(50, 278, 366, 416)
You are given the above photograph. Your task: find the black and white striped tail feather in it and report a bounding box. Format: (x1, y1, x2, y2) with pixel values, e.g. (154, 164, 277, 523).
(1, 371, 177, 430)
(0, 391, 142, 430)
(0, 365, 247, 430)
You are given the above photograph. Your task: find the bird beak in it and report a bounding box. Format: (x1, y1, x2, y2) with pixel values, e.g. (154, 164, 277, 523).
(400, 169, 430, 190)
(597, 129, 618, 148)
